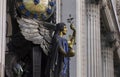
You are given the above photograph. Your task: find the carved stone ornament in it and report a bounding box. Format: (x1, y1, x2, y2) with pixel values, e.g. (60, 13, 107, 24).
(17, 18, 55, 55)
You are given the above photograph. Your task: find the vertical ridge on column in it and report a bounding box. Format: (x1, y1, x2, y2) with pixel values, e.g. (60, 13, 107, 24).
(86, 3, 101, 77)
(76, 0, 82, 77)
(0, 0, 6, 77)
(87, 3, 91, 77)
(56, 0, 61, 23)
(76, 0, 87, 77)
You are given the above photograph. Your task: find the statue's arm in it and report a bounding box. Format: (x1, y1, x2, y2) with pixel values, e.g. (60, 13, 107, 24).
(67, 23, 76, 57)
(66, 44, 75, 57)
(58, 46, 66, 56)
(69, 23, 76, 47)
(56, 39, 67, 56)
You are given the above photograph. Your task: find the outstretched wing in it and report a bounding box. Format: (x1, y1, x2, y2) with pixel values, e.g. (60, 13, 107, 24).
(17, 18, 55, 55)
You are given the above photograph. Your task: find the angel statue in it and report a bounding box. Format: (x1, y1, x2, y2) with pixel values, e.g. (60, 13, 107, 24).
(17, 18, 76, 77)
(6, 0, 76, 77)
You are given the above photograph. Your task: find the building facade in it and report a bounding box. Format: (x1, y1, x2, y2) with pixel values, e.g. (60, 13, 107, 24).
(0, 0, 120, 77)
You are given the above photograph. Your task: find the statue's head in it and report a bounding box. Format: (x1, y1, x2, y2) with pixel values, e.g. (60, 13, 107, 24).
(55, 23, 67, 35)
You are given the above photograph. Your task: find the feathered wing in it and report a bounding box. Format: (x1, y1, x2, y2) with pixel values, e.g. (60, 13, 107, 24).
(17, 18, 55, 55)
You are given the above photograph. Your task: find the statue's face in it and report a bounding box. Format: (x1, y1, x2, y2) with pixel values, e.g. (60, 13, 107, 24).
(62, 26, 67, 35)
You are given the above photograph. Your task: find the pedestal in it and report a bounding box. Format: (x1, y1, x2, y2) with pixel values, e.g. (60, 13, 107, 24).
(33, 47, 42, 77)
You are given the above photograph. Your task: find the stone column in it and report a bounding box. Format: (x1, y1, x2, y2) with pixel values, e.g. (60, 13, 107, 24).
(56, 0, 62, 23)
(86, 2, 102, 77)
(76, 0, 102, 77)
(76, 0, 87, 77)
(101, 35, 114, 77)
(0, 0, 6, 77)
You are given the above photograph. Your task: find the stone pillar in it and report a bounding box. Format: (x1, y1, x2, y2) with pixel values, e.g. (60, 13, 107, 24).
(101, 35, 114, 77)
(86, 2, 102, 77)
(0, 0, 6, 77)
(76, 0, 87, 77)
(56, 0, 61, 23)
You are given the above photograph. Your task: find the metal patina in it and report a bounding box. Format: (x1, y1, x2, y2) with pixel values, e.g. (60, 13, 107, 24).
(16, 0, 55, 20)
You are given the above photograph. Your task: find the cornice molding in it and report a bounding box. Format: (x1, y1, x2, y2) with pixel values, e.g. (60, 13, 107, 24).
(101, 0, 120, 41)
(100, 0, 120, 49)
(101, 0, 119, 30)
(116, 0, 120, 23)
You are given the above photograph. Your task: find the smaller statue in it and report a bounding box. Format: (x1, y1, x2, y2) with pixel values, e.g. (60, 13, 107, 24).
(45, 21, 76, 77)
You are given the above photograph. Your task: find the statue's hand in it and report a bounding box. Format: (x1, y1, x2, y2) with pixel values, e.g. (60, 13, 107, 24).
(69, 23, 76, 45)
(70, 23, 75, 31)
(67, 47, 75, 57)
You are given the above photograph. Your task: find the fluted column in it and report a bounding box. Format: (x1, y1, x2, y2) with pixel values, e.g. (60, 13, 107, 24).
(76, 0, 87, 77)
(101, 35, 114, 77)
(0, 0, 6, 77)
(86, 2, 102, 77)
(56, 0, 61, 23)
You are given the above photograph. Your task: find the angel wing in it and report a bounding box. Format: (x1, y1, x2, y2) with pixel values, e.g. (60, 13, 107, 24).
(17, 18, 55, 55)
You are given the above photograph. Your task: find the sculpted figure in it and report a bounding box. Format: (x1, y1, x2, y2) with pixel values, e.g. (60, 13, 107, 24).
(17, 18, 76, 77)
(6, 0, 76, 77)
(45, 22, 76, 77)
